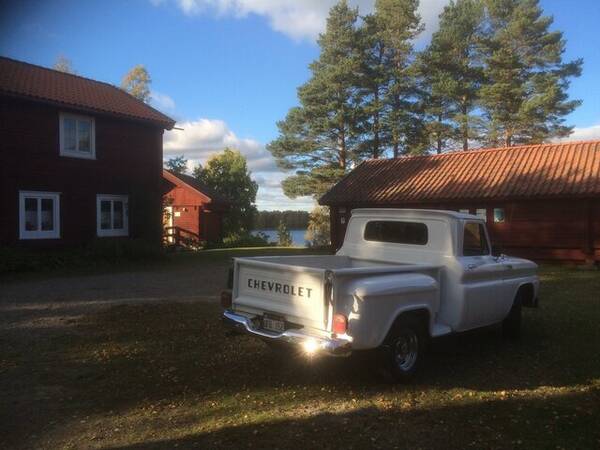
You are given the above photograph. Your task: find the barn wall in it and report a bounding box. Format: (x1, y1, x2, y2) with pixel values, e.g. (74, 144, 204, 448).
(328, 199, 600, 263)
(0, 96, 164, 247)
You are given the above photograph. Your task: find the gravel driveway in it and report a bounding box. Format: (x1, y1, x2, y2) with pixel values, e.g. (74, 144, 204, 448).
(0, 258, 230, 331)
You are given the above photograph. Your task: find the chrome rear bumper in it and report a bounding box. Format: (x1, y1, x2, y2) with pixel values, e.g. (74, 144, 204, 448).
(222, 309, 352, 356)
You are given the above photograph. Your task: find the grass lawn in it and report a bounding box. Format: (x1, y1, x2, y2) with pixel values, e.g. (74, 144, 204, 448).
(1, 259, 599, 449)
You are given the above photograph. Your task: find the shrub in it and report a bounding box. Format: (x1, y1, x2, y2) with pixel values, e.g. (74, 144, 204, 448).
(305, 206, 331, 248)
(208, 231, 271, 249)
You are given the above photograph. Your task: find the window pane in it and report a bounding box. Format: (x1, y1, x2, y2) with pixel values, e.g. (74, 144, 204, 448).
(100, 200, 112, 229)
(77, 120, 91, 152)
(25, 197, 38, 231)
(41, 198, 54, 231)
(493, 208, 505, 223)
(63, 117, 76, 151)
(476, 208, 487, 222)
(463, 223, 489, 256)
(364, 221, 428, 245)
(113, 201, 123, 229)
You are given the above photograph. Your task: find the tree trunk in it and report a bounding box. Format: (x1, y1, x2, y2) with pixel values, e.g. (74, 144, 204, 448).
(461, 100, 469, 151)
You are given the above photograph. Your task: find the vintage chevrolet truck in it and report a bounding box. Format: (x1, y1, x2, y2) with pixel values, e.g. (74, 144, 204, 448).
(222, 209, 539, 381)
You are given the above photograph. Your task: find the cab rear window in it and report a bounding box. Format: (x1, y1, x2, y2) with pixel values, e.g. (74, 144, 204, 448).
(364, 221, 428, 245)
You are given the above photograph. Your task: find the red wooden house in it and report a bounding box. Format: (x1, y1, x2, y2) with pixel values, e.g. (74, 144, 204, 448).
(320, 141, 600, 264)
(0, 57, 175, 247)
(162, 169, 230, 244)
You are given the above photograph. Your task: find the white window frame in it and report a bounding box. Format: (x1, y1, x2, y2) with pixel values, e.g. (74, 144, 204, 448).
(19, 191, 61, 240)
(475, 208, 487, 222)
(59, 113, 96, 159)
(96, 194, 129, 237)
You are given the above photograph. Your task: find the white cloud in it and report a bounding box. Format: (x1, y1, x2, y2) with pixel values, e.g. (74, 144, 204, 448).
(164, 118, 277, 172)
(150, 90, 176, 112)
(154, 0, 449, 42)
(561, 124, 600, 141)
(164, 118, 314, 210)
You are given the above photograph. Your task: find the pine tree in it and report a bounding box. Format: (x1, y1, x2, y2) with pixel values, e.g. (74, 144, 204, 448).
(267, 1, 362, 199)
(375, 0, 424, 158)
(479, 0, 582, 146)
(418, 0, 485, 152)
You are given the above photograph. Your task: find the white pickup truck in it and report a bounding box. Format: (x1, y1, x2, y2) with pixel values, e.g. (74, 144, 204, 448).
(222, 209, 539, 381)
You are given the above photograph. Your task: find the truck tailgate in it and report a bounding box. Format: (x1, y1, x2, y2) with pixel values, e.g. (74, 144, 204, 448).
(233, 259, 327, 330)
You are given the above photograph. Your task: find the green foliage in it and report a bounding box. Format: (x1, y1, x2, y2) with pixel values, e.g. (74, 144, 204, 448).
(121, 65, 152, 103)
(305, 206, 331, 248)
(267, 1, 363, 199)
(478, 0, 582, 146)
(254, 210, 309, 229)
(418, 0, 485, 152)
(211, 231, 270, 249)
(276, 221, 293, 247)
(165, 155, 188, 174)
(194, 148, 258, 235)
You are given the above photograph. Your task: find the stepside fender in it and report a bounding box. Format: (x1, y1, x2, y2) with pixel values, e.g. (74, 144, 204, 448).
(341, 273, 439, 350)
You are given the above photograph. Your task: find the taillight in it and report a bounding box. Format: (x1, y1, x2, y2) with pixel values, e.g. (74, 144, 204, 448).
(220, 290, 232, 309)
(332, 314, 347, 335)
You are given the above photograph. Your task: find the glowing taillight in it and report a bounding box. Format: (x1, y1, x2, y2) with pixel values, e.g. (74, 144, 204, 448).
(332, 314, 347, 335)
(220, 290, 232, 309)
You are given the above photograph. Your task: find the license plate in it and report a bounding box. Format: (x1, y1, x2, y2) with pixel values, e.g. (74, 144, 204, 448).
(262, 315, 285, 333)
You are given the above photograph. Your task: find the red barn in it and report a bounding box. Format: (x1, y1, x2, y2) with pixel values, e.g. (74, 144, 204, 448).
(162, 169, 230, 244)
(320, 141, 600, 264)
(0, 57, 175, 247)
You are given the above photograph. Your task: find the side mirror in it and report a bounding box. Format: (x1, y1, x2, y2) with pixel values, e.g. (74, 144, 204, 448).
(492, 244, 503, 257)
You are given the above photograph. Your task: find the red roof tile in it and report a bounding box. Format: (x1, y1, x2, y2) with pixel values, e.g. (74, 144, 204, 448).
(0, 57, 175, 129)
(319, 141, 600, 205)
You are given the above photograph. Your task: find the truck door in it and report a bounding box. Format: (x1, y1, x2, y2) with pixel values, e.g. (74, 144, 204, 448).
(460, 221, 508, 328)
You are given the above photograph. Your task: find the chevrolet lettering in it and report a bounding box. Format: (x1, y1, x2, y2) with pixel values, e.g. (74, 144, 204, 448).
(247, 278, 313, 298)
(222, 209, 539, 382)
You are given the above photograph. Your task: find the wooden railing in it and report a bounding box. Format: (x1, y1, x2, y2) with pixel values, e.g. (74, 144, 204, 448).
(163, 226, 204, 250)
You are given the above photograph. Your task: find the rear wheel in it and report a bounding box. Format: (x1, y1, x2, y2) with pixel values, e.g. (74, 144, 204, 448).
(502, 294, 522, 339)
(382, 316, 427, 383)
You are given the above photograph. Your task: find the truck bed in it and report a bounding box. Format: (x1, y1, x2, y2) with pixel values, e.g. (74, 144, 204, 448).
(239, 255, 422, 272)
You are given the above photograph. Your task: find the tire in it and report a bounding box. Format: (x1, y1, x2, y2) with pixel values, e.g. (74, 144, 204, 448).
(382, 315, 427, 383)
(502, 294, 522, 339)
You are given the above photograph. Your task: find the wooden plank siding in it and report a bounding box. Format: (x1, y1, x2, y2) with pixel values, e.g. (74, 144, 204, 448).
(0, 96, 165, 247)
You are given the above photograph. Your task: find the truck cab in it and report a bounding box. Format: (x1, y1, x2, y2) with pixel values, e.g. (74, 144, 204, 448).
(222, 209, 539, 381)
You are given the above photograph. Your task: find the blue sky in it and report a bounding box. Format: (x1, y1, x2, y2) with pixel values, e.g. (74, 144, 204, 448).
(1, 0, 599, 210)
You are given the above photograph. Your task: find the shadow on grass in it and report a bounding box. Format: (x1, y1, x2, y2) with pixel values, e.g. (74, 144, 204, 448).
(107, 388, 599, 450)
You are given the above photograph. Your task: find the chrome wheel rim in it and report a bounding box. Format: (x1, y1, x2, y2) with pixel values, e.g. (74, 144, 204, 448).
(394, 332, 418, 372)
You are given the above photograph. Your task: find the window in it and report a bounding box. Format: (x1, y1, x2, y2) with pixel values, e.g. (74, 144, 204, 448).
(493, 208, 505, 223)
(463, 222, 489, 256)
(96, 195, 128, 237)
(19, 191, 60, 239)
(364, 221, 428, 245)
(459, 209, 470, 214)
(475, 208, 487, 222)
(60, 113, 95, 159)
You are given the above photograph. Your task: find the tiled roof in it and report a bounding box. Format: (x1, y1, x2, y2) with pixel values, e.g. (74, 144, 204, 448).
(320, 141, 600, 205)
(163, 169, 230, 205)
(0, 57, 175, 129)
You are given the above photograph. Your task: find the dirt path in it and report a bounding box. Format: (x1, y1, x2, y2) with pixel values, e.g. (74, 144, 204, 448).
(0, 260, 229, 331)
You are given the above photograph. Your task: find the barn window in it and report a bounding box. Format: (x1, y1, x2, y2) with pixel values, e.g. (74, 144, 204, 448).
(463, 222, 490, 256)
(19, 191, 60, 239)
(459, 209, 470, 214)
(475, 208, 487, 222)
(96, 194, 129, 237)
(364, 221, 428, 245)
(60, 113, 96, 159)
(493, 208, 505, 223)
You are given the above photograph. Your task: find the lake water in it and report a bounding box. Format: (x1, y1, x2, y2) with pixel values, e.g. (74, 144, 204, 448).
(253, 229, 308, 247)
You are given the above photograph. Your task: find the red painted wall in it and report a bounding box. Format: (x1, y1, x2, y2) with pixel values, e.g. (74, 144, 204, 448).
(329, 199, 600, 263)
(163, 183, 224, 242)
(0, 96, 164, 246)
